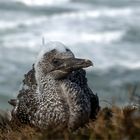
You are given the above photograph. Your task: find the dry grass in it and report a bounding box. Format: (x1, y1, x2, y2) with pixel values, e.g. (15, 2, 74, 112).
(0, 106, 140, 140)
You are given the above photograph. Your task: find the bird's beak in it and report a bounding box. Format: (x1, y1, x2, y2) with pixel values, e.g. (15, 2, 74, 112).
(57, 58, 93, 71)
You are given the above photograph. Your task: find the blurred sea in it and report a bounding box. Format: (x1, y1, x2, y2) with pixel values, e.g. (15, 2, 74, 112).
(0, 0, 140, 109)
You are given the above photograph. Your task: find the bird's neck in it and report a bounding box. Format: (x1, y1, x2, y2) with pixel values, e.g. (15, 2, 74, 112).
(35, 69, 47, 84)
(36, 71, 59, 90)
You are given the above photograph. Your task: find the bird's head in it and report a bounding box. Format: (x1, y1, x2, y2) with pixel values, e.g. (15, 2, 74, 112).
(35, 42, 93, 80)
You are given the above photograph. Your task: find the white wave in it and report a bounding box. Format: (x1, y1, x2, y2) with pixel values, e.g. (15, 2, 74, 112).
(0, 21, 16, 30)
(3, 35, 41, 49)
(43, 30, 124, 45)
(101, 8, 132, 17)
(3, 30, 123, 50)
(0, 17, 46, 30)
(0, 7, 133, 30)
(50, 7, 133, 21)
(91, 46, 140, 71)
(50, 10, 101, 20)
(80, 31, 124, 44)
(14, 0, 70, 6)
(119, 61, 140, 70)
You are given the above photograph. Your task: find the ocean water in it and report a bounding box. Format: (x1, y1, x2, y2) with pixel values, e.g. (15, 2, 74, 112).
(0, 0, 140, 109)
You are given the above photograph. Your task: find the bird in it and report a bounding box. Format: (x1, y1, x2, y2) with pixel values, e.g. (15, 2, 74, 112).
(9, 41, 100, 130)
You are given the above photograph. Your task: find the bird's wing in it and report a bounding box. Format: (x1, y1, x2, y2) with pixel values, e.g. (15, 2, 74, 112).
(68, 69, 100, 119)
(87, 87, 100, 119)
(9, 64, 38, 124)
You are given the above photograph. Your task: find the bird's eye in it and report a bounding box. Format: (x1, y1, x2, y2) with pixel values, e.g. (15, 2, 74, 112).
(66, 48, 70, 52)
(52, 59, 60, 65)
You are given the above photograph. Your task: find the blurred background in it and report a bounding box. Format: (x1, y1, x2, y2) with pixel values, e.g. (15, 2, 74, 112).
(0, 0, 140, 109)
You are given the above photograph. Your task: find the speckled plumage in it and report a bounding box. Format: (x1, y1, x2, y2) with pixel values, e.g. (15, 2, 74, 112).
(9, 42, 100, 130)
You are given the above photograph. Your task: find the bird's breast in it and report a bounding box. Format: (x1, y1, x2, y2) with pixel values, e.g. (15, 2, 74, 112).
(32, 77, 69, 129)
(60, 80, 91, 130)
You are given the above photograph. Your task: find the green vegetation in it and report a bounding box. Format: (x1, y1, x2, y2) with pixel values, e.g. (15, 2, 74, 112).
(0, 106, 140, 140)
